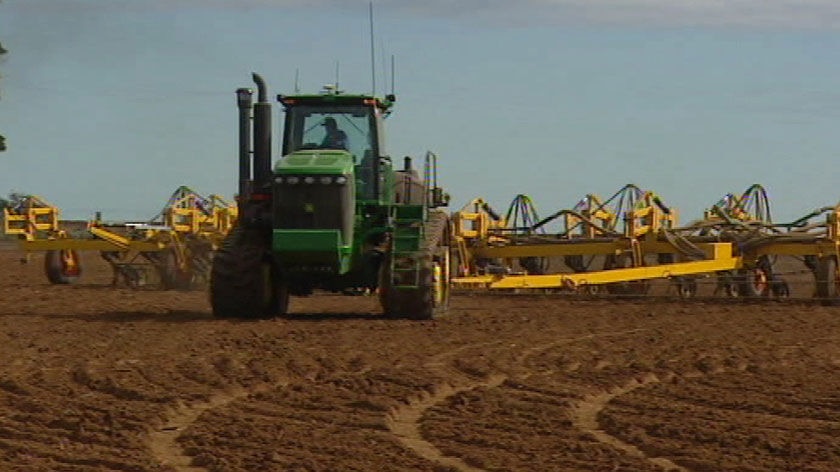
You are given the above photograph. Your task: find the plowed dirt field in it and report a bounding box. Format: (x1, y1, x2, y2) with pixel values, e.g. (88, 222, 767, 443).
(1, 246, 839, 471)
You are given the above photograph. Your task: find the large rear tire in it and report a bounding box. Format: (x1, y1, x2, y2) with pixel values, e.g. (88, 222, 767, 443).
(210, 226, 289, 318)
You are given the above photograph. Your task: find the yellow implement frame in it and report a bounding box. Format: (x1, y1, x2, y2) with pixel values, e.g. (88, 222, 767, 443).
(563, 194, 617, 239)
(3, 188, 237, 288)
(450, 187, 840, 301)
(453, 256, 742, 290)
(3, 195, 61, 240)
(164, 192, 237, 243)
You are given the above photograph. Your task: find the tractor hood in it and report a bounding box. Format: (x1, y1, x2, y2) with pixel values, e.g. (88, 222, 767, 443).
(271, 149, 356, 275)
(274, 149, 354, 175)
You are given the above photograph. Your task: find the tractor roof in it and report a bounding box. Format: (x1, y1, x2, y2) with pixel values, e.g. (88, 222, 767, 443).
(277, 93, 395, 114)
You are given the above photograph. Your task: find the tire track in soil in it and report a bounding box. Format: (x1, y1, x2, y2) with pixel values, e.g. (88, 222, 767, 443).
(148, 382, 286, 471)
(386, 329, 648, 472)
(386, 375, 507, 472)
(570, 372, 688, 472)
(520, 328, 693, 472)
(567, 361, 755, 472)
(386, 340, 506, 472)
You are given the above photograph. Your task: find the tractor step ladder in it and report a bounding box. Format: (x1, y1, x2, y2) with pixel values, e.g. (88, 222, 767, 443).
(391, 205, 425, 289)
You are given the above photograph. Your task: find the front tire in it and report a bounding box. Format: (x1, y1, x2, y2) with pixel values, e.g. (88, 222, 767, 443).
(210, 227, 289, 318)
(381, 210, 450, 320)
(402, 248, 450, 320)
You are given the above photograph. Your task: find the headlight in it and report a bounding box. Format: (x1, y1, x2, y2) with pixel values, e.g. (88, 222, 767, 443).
(319, 176, 333, 185)
(303, 176, 315, 184)
(335, 176, 348, 185)
(286, 176, 300, 185)
(274, 176, 284, 184)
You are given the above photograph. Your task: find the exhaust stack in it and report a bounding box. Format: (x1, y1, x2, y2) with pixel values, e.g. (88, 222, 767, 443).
(235, 87, 253, 201)
(251, 73, 272, 188)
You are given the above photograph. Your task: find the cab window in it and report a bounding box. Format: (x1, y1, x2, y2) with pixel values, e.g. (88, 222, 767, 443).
(284, 105, 376, 160)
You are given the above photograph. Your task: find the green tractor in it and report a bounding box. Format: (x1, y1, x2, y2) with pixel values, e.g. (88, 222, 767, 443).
(210, 74, 451, 319)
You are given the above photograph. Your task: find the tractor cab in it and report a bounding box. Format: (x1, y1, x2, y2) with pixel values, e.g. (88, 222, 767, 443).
(278, 91, 395, 202)
(267, 90, 398, 276)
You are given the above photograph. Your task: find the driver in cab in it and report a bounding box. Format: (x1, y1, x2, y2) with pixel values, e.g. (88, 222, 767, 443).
(321, 117, 348, 150)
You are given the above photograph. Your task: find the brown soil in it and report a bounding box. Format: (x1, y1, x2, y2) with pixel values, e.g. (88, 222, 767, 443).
(1, 247, 839, 471)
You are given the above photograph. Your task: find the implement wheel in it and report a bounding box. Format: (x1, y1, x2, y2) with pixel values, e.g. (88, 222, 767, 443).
(210, 226, 289, 318)
(815, 256, 840, 305)
(771, 278, 790, 298)
(738, 267, 771, 297)
(674, 277, 698, 298)
(603, 254, 649, 296)
(159, 248, 194, 290)
(520, 256, 548, 275)
(45, 249, 82, 284)
(715, 272, 741, 297)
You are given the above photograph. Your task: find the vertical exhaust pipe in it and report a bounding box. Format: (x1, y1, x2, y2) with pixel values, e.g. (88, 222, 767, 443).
(236, 87, 253, 201)
(251, 73, 272, 188)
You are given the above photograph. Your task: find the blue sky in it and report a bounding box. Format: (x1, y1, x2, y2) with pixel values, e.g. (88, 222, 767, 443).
(1, 0, 839, 223)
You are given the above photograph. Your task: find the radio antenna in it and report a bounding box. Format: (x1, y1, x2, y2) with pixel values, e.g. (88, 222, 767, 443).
(369, 1, 376, 95)
(380, 38, 388, 96)
(390, 54, 395, 96)
(294, 68, 300, 93)
(335, 60, 340, 92)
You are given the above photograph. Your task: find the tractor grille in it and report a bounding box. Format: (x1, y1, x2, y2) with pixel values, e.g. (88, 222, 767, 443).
(273, 174, 354, 236)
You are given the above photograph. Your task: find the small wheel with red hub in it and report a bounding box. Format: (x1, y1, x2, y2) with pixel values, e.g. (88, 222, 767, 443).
(739, 267, 771, 297)
(44, 249, 82, 284)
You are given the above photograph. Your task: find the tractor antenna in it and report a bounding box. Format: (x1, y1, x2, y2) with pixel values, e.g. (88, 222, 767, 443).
(380, 38, 388, 97)
(390, 54, 395, 96)
(294, 68, 300, 93)
(335, 60, 340, 93)
(369, 1, 376, 95)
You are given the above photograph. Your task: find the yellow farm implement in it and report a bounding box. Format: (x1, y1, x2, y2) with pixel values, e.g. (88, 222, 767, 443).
(5, 182, 839, 303)
(450, 184, 840, 303)
(2, 187, 237, 288)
